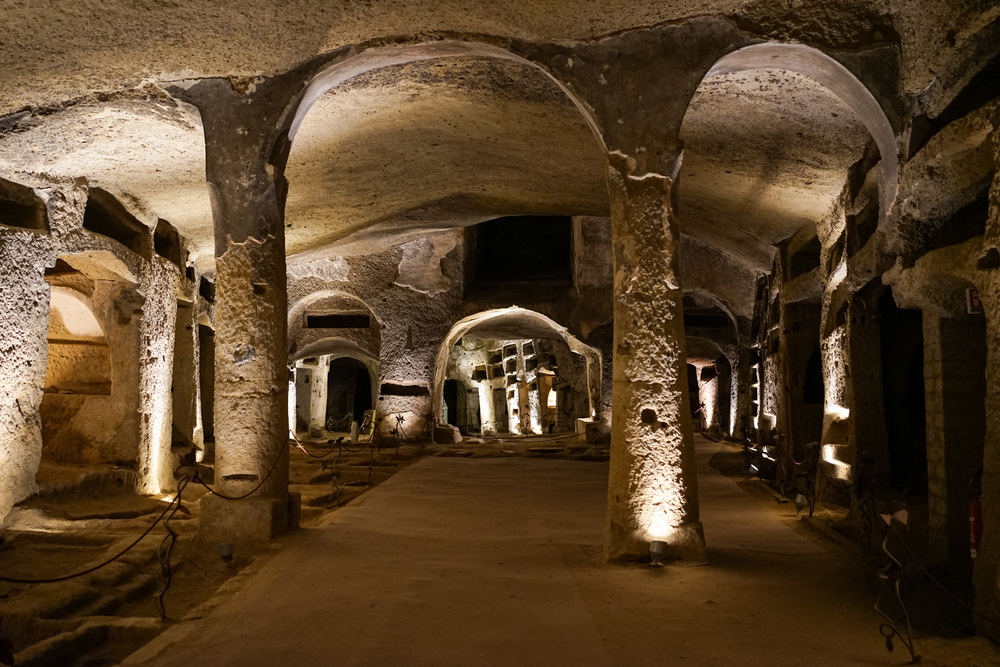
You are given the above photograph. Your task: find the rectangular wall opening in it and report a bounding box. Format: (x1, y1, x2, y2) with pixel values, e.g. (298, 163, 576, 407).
(306, 313, 371, 329)
(83, 188, 152, 259)
(0, 178, 48, 234)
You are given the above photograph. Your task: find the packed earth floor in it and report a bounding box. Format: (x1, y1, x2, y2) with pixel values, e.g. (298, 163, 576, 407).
(73, 435, 1000, 667)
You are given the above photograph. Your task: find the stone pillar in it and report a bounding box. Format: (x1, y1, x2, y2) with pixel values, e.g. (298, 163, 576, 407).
(136, 257, 180, 495)
(294, 366, 311, 433)
(172, 302, 198, 449)
(309, 356, 330, 436)
(604, 152, 705, 561)
(208, 230, 290, 525)
(174, 77, 297, 550)
(478, 383, 496, 436)
(0, 230, 50, 519)
(975, 149, 1000, 637)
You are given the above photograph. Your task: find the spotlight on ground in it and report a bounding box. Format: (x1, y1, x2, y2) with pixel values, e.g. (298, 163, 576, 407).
(649, 540, 668, 565)
(217, 543, 235, 569)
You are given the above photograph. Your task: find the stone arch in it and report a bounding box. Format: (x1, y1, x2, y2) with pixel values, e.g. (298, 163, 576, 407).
(283, 40, 608, 161)
(287, 290, 381, 361)
(698, 42, 899, 215)
(290, 337, 380, 407)
(289, 337, 380, 434)
(432, 307, 602, 426)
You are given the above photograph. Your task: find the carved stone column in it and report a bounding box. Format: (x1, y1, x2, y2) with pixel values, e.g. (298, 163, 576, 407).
(605, 152, 705, 561)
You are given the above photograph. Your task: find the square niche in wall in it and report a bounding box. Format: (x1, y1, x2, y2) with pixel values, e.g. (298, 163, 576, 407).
(466, 215, 573, 286)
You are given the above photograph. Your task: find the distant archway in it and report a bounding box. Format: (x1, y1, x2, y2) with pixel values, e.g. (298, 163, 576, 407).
(432, 308, 602, 432)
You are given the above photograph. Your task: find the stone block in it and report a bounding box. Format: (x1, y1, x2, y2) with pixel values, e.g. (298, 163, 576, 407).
(195, 494, 297, 554)
(433, 423, 463, 444)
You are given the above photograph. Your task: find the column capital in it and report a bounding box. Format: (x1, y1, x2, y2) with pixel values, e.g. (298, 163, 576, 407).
(512, 17, 748, 176)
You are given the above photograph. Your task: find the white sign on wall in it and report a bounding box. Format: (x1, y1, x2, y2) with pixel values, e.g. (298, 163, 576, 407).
(967, 288, 984, 315)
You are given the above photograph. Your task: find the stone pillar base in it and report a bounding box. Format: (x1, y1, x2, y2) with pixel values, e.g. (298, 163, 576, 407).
(195, 492, 300, 554)
(605, 520, 708, 563)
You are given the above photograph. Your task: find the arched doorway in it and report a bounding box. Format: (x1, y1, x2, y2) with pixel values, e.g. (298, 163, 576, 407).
(325, 356, 373, 431)
(433, 308, 602, 437)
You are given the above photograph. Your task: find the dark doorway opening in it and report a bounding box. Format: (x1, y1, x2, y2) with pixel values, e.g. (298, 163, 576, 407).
(326, 357, 372, 429)
(803, 346, 824, 404)
(198, 325, 215, 445)
(879, 290, 926, 494)
(443, 379, 459, 427)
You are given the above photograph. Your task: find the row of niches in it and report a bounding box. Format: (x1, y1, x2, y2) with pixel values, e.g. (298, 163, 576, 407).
(443, 336, 590, 437)
(0, 178, 187, 272)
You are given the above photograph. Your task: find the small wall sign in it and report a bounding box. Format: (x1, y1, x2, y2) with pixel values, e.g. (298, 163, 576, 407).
(967, 288, 984, 315)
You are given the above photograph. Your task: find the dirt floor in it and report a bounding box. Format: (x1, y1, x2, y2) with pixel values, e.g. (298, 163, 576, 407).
(0, 430, 608, 666)
(2, 435, 997, 666)
(119, 436, 1000, 666)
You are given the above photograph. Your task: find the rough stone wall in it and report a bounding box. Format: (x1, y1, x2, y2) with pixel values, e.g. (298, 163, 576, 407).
(0, 176, 191, 518)
(924, 314, 987, 564)
(289, 220, 615, 438)
(288, 239, 465, 438)
(973, 140, 1000, 634)
(0, 227, 52, 518)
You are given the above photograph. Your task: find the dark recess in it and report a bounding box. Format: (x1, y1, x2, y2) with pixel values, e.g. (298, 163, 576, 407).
(879, 289, 926, 494)
(83, 188, 152, 259)
(380, 383, 429, 396)
(925, 189, 989, 256)
(199, 277, 215, 303)
(803, 347, 824, 404)
(685, 312, 732, 328)
(908, 47, 1000, 158)
(789, 236, 822, 279)
(153, 219, 183, 268)
(467, 215, 573, 285)
(306, 313, 371, 329)
(0, 178, 48, 233)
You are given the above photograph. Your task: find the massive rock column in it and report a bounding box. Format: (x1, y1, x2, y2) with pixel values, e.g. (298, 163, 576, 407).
(172, 78, 297, 549)
(604, 152, 705, 561)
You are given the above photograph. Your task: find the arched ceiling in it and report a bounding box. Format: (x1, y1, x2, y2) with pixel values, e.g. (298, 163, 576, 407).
(0, 47, 882, 296)
(678, 68, 871, 271)
(0, 0, 977, 120)
(284, 57, 607, 257)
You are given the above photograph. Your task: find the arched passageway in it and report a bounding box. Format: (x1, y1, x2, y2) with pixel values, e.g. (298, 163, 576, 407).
(433, 308, 602, 438)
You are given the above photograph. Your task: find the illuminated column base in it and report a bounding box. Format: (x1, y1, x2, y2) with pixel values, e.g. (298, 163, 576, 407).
(604, 152, 706, 562)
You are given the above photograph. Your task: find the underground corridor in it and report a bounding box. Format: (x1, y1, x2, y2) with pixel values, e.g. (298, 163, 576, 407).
(0, 4, 1000, 666)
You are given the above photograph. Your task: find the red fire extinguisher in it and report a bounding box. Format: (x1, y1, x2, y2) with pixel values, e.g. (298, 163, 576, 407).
(971, 468, 983, 561)
(971, 499, 983, 561)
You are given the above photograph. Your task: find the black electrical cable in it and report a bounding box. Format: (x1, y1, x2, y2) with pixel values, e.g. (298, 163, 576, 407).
(194, 442, 286, 501)
(153, 476, 188, 620)
(0, 491, 182, 584)
(291, 431, 349, 459)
